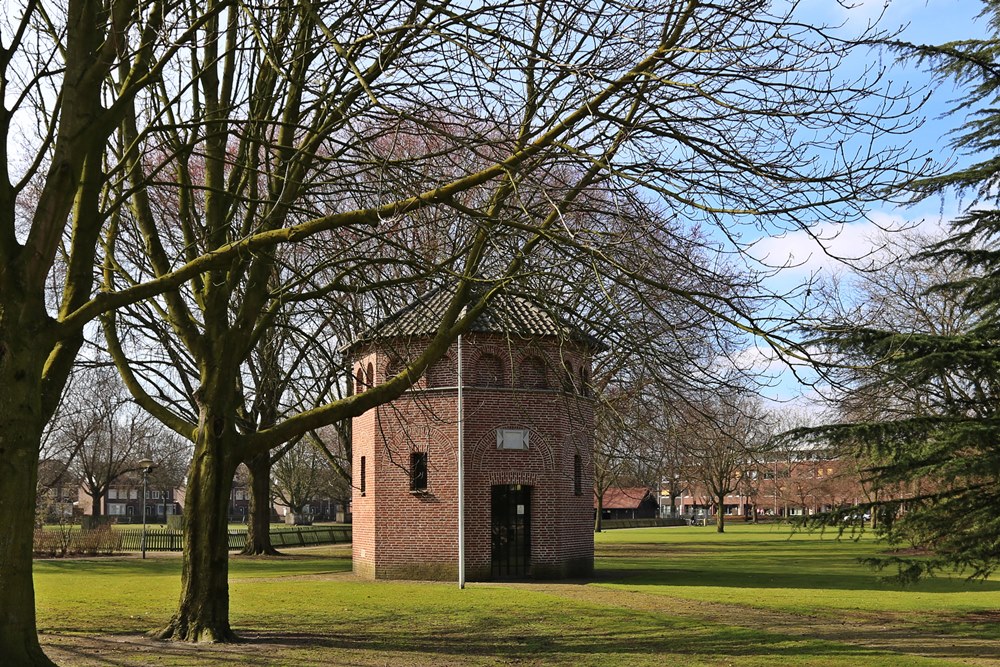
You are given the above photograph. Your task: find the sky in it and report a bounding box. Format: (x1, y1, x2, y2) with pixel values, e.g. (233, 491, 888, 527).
(0, 0, 988, 413)
(738, 0, 991, 411)
(753, 0, 983, 277)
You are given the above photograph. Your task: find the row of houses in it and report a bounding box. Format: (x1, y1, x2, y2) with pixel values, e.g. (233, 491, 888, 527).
(47, 451, 859, 527)
(598, 456, 871, 521)
(42, 472, 350, 525)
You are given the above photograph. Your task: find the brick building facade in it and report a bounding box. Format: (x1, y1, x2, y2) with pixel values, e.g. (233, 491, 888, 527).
(350, 291, 596, 580)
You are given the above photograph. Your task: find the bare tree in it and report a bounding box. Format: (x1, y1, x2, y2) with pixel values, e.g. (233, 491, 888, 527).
(271, 438, 340, 521)
(146, 433, 193, 520)
(683, 389, 771, 533)
(0, 0, 930, 662)
(804, 229, 981, 531)
(47, 367, 155, 517)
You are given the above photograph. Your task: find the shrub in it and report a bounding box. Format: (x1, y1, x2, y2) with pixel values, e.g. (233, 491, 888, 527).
(33, 524, 121, 557)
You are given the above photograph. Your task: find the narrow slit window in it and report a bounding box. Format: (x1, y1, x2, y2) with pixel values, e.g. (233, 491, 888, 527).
(563, 360, 576, 393)
(360, 456, 366, 496)
(574, 454, 583, 496)
(410, 452, 428, 491)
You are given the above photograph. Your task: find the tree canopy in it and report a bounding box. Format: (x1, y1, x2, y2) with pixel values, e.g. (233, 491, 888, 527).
(803, 0, 1000, 581)
(0, 0, 930, 664)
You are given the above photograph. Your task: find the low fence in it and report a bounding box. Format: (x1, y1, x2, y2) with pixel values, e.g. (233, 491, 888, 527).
(35, 524, 352, 556)
(117, 525, 352, 552)
(598, 518, 687, 530)
(116, 529, 186, 552)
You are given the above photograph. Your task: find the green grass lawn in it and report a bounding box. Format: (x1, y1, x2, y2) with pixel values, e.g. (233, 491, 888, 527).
(596, 523, 1000, 616)
(33, 524, 1000, 666)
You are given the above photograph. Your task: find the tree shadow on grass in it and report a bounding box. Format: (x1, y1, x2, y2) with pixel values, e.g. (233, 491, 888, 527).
(35, 629, 905, 667)
(41, 605, 989, 667)
(595, 546, 1000, 594)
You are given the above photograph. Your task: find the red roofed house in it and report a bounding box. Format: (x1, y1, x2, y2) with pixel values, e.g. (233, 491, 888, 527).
(597, 487, 659, 521)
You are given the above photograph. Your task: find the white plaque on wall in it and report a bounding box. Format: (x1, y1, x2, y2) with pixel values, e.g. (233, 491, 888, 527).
(496, 428, 529, 450)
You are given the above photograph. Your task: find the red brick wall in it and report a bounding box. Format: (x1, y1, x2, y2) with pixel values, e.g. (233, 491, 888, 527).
(351, 351, 378, 578)
(351, 334, 595, 580)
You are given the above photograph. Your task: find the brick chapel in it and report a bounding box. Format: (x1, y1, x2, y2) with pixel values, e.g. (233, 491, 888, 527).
(349, 289, 596, 580)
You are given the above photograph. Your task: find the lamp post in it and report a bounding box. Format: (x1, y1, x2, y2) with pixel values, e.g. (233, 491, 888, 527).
(138, 457, 155, 559)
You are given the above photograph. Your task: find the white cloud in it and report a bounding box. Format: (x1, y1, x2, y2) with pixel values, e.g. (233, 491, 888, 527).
(747, 207, 951, 281)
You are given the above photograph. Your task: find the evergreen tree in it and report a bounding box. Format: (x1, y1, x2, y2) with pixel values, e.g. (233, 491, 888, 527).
(807, 2, 1000, 581)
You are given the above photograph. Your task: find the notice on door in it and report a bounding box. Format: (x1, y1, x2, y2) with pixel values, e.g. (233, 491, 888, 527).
(516, 504, 525, 515)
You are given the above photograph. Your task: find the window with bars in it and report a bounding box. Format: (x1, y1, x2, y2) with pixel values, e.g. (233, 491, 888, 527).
(410, 452, 428, 492)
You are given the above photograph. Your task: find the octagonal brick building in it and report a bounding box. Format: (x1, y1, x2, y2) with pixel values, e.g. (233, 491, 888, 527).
(349, 289, 596, 580)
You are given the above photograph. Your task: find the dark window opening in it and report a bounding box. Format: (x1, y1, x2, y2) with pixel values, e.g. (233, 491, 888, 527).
(476, 353, 504, 387)
(520, 356, 548, 389)
(426, 356, 451, 387)
(410, 452, 428, 492)
(562, 360, 576, 393)
(574, 454, 583, 496)
(360, 456, 366, 496)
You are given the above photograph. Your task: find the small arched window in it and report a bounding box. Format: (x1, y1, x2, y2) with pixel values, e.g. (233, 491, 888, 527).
(366, 362, 374, 387)
(562, 360, 576, 393)
(579, 366, 590, 397)
(385, 357, 403, 380)
(355, 367, 365, 392)
(476, 353, 504, 387)
(520, 356, 548, 389)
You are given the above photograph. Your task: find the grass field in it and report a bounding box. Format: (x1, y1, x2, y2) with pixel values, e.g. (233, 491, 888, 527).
(34, 524, 1000, 666)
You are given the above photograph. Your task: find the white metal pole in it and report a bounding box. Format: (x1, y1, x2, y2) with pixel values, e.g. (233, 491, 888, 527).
(457, 333, 465, 589)
(141, 470, 148, 560)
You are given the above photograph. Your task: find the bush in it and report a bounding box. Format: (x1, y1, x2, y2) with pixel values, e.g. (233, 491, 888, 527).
(33, 524, 121, 557)
(32, 523, 76, 557)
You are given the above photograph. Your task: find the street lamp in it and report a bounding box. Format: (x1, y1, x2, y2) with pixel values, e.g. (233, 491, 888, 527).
(138, 457, 156, 559)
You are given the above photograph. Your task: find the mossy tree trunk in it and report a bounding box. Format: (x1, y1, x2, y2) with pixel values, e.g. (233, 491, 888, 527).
(0, 337, 57, 667)
(157, 401, 240, 642)
(242, 450, 279, 556)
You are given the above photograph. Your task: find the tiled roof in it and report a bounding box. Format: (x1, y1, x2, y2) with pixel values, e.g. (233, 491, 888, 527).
(350, 284, 602, 349)
(596, 487, 656, 510)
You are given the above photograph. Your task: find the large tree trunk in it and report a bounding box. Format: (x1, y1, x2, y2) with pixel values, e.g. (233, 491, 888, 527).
(157, 419, 239, 642)
(0, 345, 58, 666)
(90, 490, 103, 516)
(241, 451, 279, 556)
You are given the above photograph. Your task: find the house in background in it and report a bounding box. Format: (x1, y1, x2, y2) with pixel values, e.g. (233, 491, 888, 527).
(37, 459, 79, 522)
(272, 496, 351, 524)
(661, 450, 869, 520)
(77, 472, 181, 522)
(597, 487, 659, 521)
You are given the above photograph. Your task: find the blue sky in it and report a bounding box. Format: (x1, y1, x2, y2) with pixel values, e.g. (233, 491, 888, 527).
(738, 1, 992, 409)
(753, 0, 986, 275)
